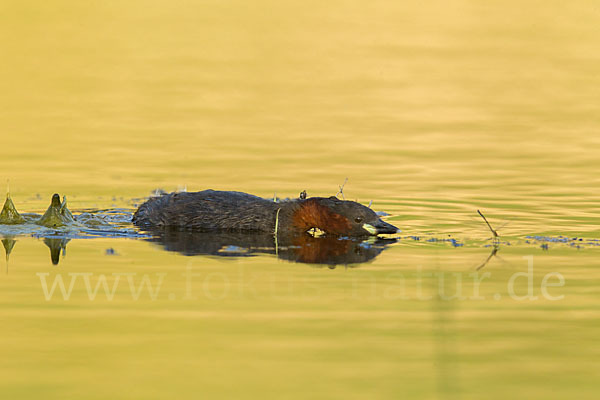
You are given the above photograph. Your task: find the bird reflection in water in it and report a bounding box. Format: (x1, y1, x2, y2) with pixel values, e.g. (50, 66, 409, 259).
(144, 229, 397, 266)
(1, 232, 396, 267)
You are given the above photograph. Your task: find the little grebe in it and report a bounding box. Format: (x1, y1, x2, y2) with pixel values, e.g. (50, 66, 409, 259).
(133, 190, 399, 236)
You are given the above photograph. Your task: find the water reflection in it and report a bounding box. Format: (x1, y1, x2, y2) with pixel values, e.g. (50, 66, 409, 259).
(475, 244, 500, 271)
(1, 236, 16, 261)
(43, 237, 71, 265)
(1, 235, 72, 267)
(2, 228, 396, 266)
(2, 236, 16, 272)
(144, 229, 396, 266)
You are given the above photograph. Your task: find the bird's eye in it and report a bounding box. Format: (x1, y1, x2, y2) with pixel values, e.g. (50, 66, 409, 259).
(354, 217, 363, 223)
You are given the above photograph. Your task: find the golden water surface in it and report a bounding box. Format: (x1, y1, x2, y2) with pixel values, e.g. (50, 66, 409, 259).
(1, 1, 599, 399)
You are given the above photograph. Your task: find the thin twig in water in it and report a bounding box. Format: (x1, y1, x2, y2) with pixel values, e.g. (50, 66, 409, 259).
(274, 208, 281, 255)
(474, 210, 510, 270)
(274, 208, 281, 236)
(336, 178, 348, 199)
(477, 210, 499, 240)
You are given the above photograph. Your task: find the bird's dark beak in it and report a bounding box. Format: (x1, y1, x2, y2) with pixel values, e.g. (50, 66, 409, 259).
(363, 219, 400, 235)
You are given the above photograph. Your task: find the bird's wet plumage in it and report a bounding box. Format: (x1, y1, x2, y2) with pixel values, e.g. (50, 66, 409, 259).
(133, 190, 398, 236)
